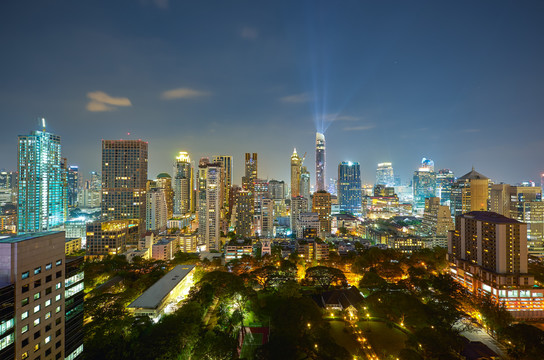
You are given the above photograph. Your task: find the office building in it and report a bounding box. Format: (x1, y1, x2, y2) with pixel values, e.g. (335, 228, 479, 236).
(65, 238, 82, 255)
(376, 162, 395, 187)
(101, 140, 148, 235)
(234, 189, 253, 238)
(198, 159, 222, 251)
(490, 184, 544, 256)
(448, 211, 543, 319)
(261, 198, 275, 238)
(315, 132, 326, 192)
(225, 239, 253, 262)
(412, 158, 437, 214)
(300, 166, 311, 211)
(451, 167, 490, 218)
(337, 161, 362, 216)
(0, 231, 82, 360)
(296, 212, 320, 239)
(213, 155, 233, 212)
(86, 220, 139, 256)
(253, 179, 269, 235)
(312, 191, 332, 238)
(422, 197, 454, 237)
(296, 239, 329, 261)
(173, 152, 193, 215)
(268, 180, 287, 200)
(17, 121, 67, 234)
(156, 173, 174, 219)
(290, 149, 302, 197)
(64, 256, 84, 360)
(146, 187, 168, 232)
(290, 196, 308, 236)
(67, 165, 79, 208)
(436, 169, 455, 206)
(242, 153, 257, 193)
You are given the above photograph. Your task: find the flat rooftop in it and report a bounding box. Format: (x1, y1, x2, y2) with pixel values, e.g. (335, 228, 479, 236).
(0, 231, 63, 244)
(127, 265, 195, 310)
(464, 211, 521, 224)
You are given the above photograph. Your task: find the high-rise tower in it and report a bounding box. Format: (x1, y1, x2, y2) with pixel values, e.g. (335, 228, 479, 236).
(101, 139, 148, 236)
(242, 153, 257, 193)
(376, 162, 394, 187)
(291, 149, 302, 197)
(198, 159, 222, 251)
(315, 132, 326, 192)
(338, 161, 362, 216)
(173, 152, 193, 215)
(213, 155, 233, 211)
(17, 119, 67, 234)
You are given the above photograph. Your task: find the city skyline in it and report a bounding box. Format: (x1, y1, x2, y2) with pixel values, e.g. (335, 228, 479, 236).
(1, 1, 544, 185)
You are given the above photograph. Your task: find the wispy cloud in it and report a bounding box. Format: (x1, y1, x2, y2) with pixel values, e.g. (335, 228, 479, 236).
(240, 27, 258, 40)
(86, 91, 132, 112)
(279, 92, 311, 103)
(343, 124, 375, 131)
(323, 113, 359, 122)
(161, 87, 211, 100)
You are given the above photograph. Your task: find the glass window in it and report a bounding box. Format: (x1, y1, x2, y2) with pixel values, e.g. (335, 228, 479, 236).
(22, 271, 29, 280)
(21, 311, 29, 320)
(33, 305, 40, 313)
(22, 351, 28, 359)
(34, 343, 40, 352)
(21, 325, 28, 334)
(45, 336, 51, 344)
(55, 306, 61, 313)
(22, 284, 29, 293)
(55, 294, 61, 302)
(45, 299, 51, 307)
(55, 282, 61, 290)
(46, 263, 52, 270)
(34, 267, 41, 275)
(45, 275, 52, 283)
(34, 279, 41, 288)
(34, 292, 41, 300)
(45, 312, 51, 320)
(55, 260, 62, 266)
(55, 271, 62, 279)
(33, 318, 40, 327)
(21, 297, 29, 306)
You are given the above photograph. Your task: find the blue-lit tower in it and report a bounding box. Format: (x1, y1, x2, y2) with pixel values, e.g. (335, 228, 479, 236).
(17, 119, 67, 233)
(316, 132, 326, 191)
(338, 161, 362, 216)
(412, 158, 437, 214)
(67, 165, 79, 207)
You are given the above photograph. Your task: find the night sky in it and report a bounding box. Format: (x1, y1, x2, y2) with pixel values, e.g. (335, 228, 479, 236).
(1, 1, 543, 186)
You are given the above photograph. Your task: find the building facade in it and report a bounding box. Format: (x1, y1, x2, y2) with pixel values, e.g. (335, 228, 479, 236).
(315, 132, 326, 192)
(450, 168, 490, 218)
(198, 160, 222, 251)
(376, 162, 394, 187)
(338, 161, 362, 216)
(312, 191, 332, 238)
(290, 149, 302, 198)
(173, 152, 193, 216)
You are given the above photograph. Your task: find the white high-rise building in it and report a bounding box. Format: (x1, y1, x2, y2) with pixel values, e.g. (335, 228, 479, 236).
(173, 151, 193, 215)
(198, 159, 222, 251)
(376, 162, 394, 187)
(315, 132, 326, 192)
(146, 187, 168, 232)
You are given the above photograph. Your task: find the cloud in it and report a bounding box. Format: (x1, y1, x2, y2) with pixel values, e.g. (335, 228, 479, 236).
(279, 92, 311, 103)
(86, 91, 132, 112)
(343, 124, 375, 131)
(161, 87, 211, 100)
(240, 27, 258, 39)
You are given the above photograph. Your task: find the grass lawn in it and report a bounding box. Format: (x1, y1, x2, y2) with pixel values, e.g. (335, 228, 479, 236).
(358, 321, 408, 358)
(239, 332, 263, 359)
(328, 320, 361, 356)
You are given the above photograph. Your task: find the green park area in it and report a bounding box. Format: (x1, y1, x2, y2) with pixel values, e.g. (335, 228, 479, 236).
(357, 321, 408, 358)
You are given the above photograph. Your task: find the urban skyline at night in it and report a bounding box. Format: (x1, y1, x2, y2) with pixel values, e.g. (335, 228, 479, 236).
(1, 1, 544, 185)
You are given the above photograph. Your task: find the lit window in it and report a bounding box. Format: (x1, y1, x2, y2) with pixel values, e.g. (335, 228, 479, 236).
(21, 311, 28, 320)
(33, 318, 40, 327)
(45, 299, 51, 307)
(21, 325, 28, 334)
(45, 336, 51, 344)
(34, 343, 40, 352)
(55, 306, 61, 313)
(55, 282, 61, 290)
(34, 267, 41, 275)
(34, 292, 41, 300)
(22, 271, 29, 279)
(46, 263, 52, 270)
(55, 294, 61, 301)
(33, 305, 40, 313)
(45, 312, 51, 320)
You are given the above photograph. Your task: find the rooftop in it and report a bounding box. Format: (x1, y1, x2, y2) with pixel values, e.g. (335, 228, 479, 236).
(463, 211, 521, 224)
(458, 167, 489, 181)
(128, 265, 195, 310)
(0, 231, 63, 244)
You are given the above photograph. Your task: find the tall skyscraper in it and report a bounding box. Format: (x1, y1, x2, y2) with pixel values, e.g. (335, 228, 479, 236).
(338, 161, 362, 216)
(173, 151, 193, 216)
(300, 166, 311, 211)
(450, 167, 489, 217)
(436, 169, 455, 206)
(198, 159, 222, 251)
(146, 186, 168, 232)
(0, 231, 83, 360)
(290, 196, 308, 236)
(156, 173, 174, 219)
(242, 153, 257, 193)
(67, 165, 79, 207)
(234, 189, 253, 238)
(213, 155, 233, 212)
(412, 158, 437, 214)
(101, 139, 148, 236)
(17, 120, 67, 234)
(312, 190, 332, 238)
(290, 149, 302, 197)
(315, 132, 326, 192)
(268, 180, 286, 200)
(376, 162, 394, 187)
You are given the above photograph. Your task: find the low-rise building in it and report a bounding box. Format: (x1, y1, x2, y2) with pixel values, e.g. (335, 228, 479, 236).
(296, 239, 329, 261)
(179, 233, 198, 253)
(127, 265, 195, 321)
(225, 239, 253, 262)
(65, 237, 82, 255)
(151, 237, 178, 261)
(86, 220, 139, 256)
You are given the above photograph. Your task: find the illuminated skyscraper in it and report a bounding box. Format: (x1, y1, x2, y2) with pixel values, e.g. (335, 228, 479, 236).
(213, 155, 233, 211)
(436, 169, 455, 206)
(315, 132, 326, 191)
(300, 166, 311, 210)
(156, 173, 174, 219)
(290, 148, 302, 197)
(376, 162, 394, 187)
(198, 159, 222, 251)
(67, 165, 79, 207)
(412, 158, 437, 214)
(312, 190, 332, 237)
(101, 139, 148, 236)
(173, 151, 193, 215)
(242, 153, 257, 192)
(450, 167, 489, 217)
(17, 120, 67, 234)
(338, 161, 362, 216)
(234, 189, 253, 238)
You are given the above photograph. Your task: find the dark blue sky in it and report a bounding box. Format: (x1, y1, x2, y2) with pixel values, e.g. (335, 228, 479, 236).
(1, 1, 543, 186)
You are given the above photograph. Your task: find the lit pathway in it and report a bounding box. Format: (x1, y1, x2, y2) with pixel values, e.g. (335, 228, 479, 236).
(456, 320, 509, 359)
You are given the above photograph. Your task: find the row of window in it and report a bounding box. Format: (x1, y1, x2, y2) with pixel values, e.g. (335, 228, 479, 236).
(21, 320, 62, 350)
(21, 260, 62, 280)
(21, 301, 62, 322)
(22, 280, 62, 300)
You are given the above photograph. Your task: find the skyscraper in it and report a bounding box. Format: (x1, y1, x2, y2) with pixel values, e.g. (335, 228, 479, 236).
(450, 167, 489, 217)
(290, 196, 308, 236)
(101, 139, 148, 236)
(198, 159, 222, 251)
(312, 190, 332, 237)
(412, 158, 437, 214)
(242, 153, 257, 193)
(234, 189, 253, 238)
(17, 120, 67, 234)
(290, 148, 302, 197)
(173, 151, 193, 216)
(315, 132, 326, 192)
(337, 161, 362, 216)
(146, 186, 168, 232)
(67, 165, 79, 207)
(213, 155, 233, 212)
(156, 173, 174, 219)
(436, 169, 455, 206)
(376, 162, 394, 187)
(300, 166, 311, 211)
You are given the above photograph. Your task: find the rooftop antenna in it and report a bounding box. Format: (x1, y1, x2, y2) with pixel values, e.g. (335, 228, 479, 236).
(41, 118, 46, 132)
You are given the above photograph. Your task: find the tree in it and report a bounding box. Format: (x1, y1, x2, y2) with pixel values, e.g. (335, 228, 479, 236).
(304, 266, 347, 289)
